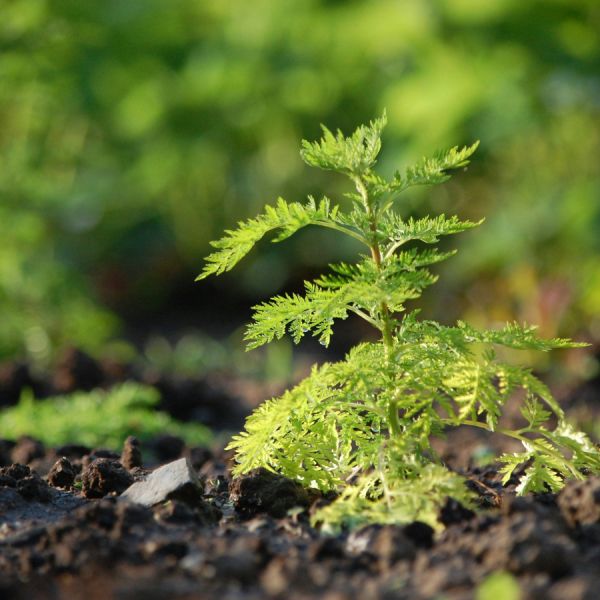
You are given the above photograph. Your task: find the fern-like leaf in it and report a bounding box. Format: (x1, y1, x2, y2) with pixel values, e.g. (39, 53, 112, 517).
(396, 142, 480, 189)
(380, 214, 482, 255)
(197, 197, 338, 279)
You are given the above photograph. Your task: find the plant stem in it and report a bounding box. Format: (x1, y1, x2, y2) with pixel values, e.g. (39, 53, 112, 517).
(386, 399, 401, 436)
(315, 221, 369, 246)
(355, 174, 394, 357)
(370, 224, 394, 356)
(355, 173, 397, 431)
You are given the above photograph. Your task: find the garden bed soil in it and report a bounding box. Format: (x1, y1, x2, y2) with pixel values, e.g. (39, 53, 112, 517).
(2, 349, 600, 599)
(1, 433, 600, 600)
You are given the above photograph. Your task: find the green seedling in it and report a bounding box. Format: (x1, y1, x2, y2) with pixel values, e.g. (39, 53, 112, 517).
(0, 382, 211, 450)
(198, 112, 599, 530)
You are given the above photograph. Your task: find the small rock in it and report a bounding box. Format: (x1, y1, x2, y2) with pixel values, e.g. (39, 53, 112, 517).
(48, 458, 76, 489)
(81, 458, 134, 499)
(229, 467, 310, 519)
(121, 436, 143, 470)
(11, 436, 45, 466)
(120, 458, 204, 508)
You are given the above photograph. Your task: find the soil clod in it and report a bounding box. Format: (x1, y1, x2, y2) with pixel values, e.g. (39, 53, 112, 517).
(81, 458, 134, 499)
(229, 466, 310, 519)
(48, 458, 76, 489)
(121, 436, 143, 470)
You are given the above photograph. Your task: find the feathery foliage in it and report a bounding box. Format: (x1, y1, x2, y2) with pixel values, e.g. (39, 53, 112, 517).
(200, 112, 597, 530)
(0, 383, 211, 449)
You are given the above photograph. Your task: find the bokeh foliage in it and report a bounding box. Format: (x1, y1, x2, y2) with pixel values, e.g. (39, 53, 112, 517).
(0, 382, 211, 449)
(1, 0, 599, 367)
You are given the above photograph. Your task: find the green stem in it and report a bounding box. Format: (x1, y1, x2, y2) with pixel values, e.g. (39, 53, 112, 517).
(355, 174, 397, 433)
(314, 221, 369, 246)
(386, 399, 401, 436)
(369, 225, 394, 357)
(348, 307, 379, 328)
(384, 238, 413, 260)
(378, 441, 393, 511)
(355, 178, 393, 354)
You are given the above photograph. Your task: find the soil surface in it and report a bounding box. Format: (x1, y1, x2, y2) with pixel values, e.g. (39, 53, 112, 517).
(0, 432, 600, 600)
(2, 351, 600, 599)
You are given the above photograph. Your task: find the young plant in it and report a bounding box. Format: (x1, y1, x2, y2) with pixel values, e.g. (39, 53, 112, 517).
(198, 113, 600, 530)
(0, 383, 211, 449)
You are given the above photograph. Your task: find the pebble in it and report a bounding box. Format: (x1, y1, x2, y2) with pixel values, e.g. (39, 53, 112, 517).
(119, 458, 204, 507)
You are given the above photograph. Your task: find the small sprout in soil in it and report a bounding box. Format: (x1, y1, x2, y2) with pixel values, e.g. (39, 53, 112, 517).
(199, 111, 599, 531)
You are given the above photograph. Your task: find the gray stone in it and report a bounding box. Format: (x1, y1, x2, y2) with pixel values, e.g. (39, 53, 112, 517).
(119, 458, 204, 508)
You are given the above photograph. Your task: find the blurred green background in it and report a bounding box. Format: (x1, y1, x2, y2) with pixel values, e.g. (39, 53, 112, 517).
(1, 0, 599, 381)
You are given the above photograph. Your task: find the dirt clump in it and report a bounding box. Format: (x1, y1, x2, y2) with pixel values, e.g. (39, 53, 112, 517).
(81, 458, 134, 499)
(48, 458, 76, 490)
(229, 466, 310, 519)
(121, 436, 143, 470)
(0, 464, 52, 503)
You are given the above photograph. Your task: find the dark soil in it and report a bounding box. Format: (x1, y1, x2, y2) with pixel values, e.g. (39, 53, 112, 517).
(3, 350, 600, 599)
(0, 433, 599, 600)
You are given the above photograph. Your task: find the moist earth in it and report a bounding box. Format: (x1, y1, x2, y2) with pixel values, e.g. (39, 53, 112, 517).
(3, 351, 600, 599)
(1, 437, 600, 600)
